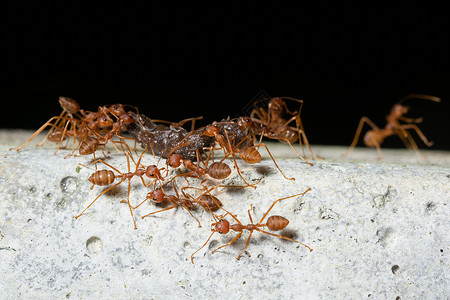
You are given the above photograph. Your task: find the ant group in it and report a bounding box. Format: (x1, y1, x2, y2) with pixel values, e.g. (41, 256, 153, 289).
(11, 92, 442, 263)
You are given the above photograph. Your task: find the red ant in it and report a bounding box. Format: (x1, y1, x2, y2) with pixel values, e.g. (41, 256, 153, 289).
(75, 147, 164, 229)
(342, 94, 441, 160)
(140, 182, 203, 227)
(191, 187, 312, 263)
(11, 97, 83, 153)
(203, 124, 295, 181)
(249, 96, 317, 163)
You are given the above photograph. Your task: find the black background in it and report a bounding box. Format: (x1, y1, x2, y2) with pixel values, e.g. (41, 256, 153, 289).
(3, 2, 449, 150)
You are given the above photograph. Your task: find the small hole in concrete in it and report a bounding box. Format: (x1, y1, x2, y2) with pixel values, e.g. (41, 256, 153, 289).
(391, 265, 400, 274)
(86, 236, 103, 255)
(208, 240, 219, 250)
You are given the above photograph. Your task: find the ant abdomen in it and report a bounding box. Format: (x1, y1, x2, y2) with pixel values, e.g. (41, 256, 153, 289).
(278, 128, 298, 143)
(79, 137, 99, 155)
(240, 147, 261, 164)
(266, 215, 289, 231)
(58, 96, 80, 114)
(198, 194, 222, 211)
(88, 170, 115, 186)
(47, 129, 68, 142)
(207, 162, 231, 179)
(363, 130, 386, 147)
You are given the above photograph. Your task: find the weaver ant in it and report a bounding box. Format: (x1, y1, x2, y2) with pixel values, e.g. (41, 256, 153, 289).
(191, 187, 312, 263)
(140, 182, 203, 227)
(11, 97, 84, 153)
(342, 94, 441, 160)
(248, 96, 317, 164)
(203, 124, 295, 181)
(75, 147, 164, 229)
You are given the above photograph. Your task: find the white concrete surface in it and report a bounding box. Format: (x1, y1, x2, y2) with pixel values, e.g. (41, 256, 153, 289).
(0, 130, 448, 299)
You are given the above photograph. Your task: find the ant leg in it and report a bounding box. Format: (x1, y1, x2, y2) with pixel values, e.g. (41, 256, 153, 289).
(236, 231, 253, 260)
(211, 232, 243, 255)
(11, 116, 72, 151)
(62, 120, 80, 157)
(75, 179, 126, 219)
(141, 205, 177, 219)
(252, 143, 296, 180)
(342, 116, 379, 157)
(247, 204, 254, 224)
(80, 158, 123, 174)
(395, 128, 425, 159)
(399, 116, 423, 123)
(222, 130, 258, 189)
(53, 116, 73, 154)
(255, 228, 312, 252)
(37, 111, 68, 147)
(182, 203, 202, 227)
(191, 231, 215, 264)
(125, 179, 137, 229)
(258, 188, 311, 224)
(294, 114, 320, 160)
(280, 97, 304, 116)
(398, 94, 441, 104)
(399, 124, 434, 147)
(129, 197, 148, 210)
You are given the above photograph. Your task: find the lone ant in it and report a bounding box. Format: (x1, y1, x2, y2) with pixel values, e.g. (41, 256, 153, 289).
(342, 94, 441, 160)
(191, 187, 312, 263)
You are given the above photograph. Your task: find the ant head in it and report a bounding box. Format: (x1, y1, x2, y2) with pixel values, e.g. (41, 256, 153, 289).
(147, 188, 165, 203)
(212, 219, 230, 234)
(167, 153, 182, 168)
(203, 125, 219, 137)
(108, 104, 126, 116)
(269, 97, 284, 111)
(391, 104, 409, 116)
(237, 116, 252, 129)
(97, 113, 114, 128)
(146, 165, 162, 179)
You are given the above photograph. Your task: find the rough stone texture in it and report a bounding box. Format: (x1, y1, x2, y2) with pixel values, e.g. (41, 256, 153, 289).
(0, 130, 448, 299)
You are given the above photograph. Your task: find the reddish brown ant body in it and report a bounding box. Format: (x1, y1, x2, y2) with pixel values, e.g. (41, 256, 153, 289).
(75, 148, 164, 229)
(191, 187, 312, 263)
(141, 183, 202, 227)
(342, 94, 441, 159)
(166, 152, 232, 181)
(203, 124, 295, 181)
(11, 97, 83, 152)
(249, 96, 317, 163)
